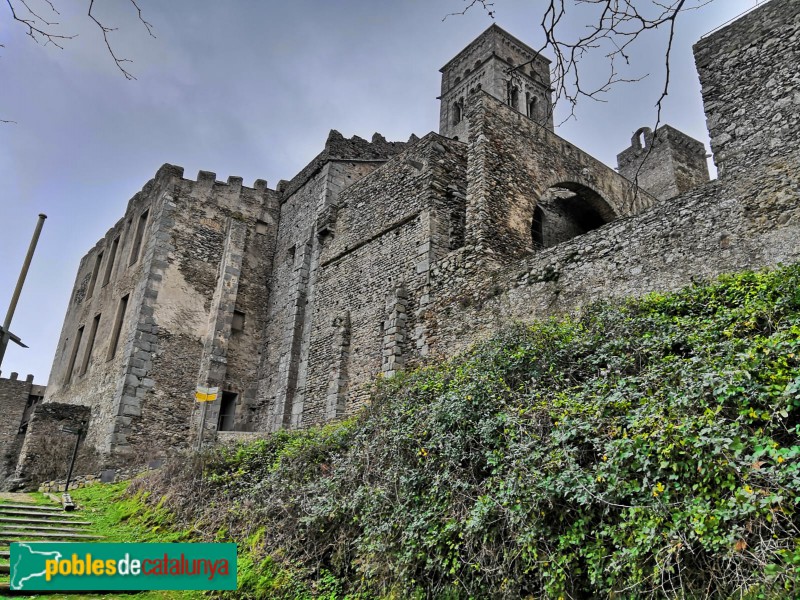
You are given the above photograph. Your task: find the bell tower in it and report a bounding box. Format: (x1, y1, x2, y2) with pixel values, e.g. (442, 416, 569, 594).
(439, 24, 554, 141)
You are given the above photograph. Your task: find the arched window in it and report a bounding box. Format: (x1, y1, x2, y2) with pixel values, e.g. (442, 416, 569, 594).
(508, 84, 519, 110)
(452, 100, 463, 125)
(632, 127, 653, 150)
(527, 95, 539, 120)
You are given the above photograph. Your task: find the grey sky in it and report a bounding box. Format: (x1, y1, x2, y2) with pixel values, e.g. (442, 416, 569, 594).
(1, 0, 761, 382)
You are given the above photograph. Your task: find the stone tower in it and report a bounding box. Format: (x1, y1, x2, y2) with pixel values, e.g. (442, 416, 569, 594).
(616, 125, 710, 201)
(439, 24, 553, 141)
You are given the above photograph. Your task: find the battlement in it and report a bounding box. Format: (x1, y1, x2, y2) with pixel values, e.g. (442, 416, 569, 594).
(0, 373, 35, 383)
(280, 130, 412, 200)
(153, 163, 272, 194)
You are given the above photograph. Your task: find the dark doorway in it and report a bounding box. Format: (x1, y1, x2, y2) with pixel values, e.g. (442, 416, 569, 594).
(217, 391, 237, 432)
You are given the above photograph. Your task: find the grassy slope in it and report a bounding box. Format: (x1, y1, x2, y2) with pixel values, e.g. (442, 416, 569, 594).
(0, 485, 202, 600)
(67, 265, 800, 598)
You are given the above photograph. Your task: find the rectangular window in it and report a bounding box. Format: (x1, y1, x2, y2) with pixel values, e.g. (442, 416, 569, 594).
(65, 326, 84, 384)
(80, 313, 101, 375)
(107, 294, 129, 360)
(102, 236, 119, 286)
(231, 310, 245, 333)
(129, 209, 149, 265)
(86, 251, 103, 299)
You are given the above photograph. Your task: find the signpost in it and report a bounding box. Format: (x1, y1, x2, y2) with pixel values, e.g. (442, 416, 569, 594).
(60, 420, 86, 511)
(195, 385, 218, 450)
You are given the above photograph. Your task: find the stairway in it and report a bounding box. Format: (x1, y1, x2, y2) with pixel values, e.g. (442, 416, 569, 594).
(0, 498, 97, 595)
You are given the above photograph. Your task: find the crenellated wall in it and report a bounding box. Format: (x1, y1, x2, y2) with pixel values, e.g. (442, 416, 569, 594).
(44, 165, 278, 461)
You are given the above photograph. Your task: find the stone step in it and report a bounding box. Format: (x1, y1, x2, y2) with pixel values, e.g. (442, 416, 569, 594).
(0, 503, 61, 512)
(0, 564, 8, 574)
(0, 582, 143, 596)
(0, 531, 103, 541)
(0, 517, 90, 527)
(1, 524, 92, 534)
(0, 509, 75, 519)
(0, 551, 8, 559)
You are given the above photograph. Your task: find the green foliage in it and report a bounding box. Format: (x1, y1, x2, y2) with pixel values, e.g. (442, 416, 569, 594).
(137, 265, 800, 599)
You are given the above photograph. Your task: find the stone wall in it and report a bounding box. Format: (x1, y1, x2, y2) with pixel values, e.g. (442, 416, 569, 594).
(464, 92, 653, 258)
(256, 132, 410, 432)
(301, 134, 467, 423)
(423, 152, 800, 359)
(13, 402, 91, 492)
(694, 0, 800, 179)
(0, 373, 44, 484)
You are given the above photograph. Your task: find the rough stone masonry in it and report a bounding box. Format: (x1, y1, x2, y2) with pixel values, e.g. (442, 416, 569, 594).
(2, 0, 798, 483)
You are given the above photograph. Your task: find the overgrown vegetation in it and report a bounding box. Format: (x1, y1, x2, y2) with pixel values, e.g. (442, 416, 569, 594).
(133, 264, 800, 599)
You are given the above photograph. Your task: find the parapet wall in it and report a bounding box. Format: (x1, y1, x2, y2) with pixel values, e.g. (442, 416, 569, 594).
(13, 402, 91, 491)
(278, 130, 412, 200)
(0, 374, 42, 485)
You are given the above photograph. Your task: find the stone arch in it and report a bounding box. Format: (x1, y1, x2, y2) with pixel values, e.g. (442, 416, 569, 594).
(531, 180, 617, 250)
(633, 127, 653, 150)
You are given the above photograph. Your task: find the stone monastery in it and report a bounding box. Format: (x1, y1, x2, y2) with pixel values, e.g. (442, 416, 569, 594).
(2, 0, 799, 485)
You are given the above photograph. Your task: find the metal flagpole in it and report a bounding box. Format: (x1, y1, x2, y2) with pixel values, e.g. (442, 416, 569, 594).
(0, 213, 47, 370)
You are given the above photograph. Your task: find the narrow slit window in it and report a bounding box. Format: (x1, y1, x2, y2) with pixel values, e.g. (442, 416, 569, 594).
(107, 294, 129, 360)
(129, 209, 149, 265)
(103, 236, 120, 286)
(86, 251, 103, 299)
(80, 313, 101, 375)
(65, 326, 84, 384)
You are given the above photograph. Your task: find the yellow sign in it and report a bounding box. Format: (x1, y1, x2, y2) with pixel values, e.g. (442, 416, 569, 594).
(195, 386, 219, 402)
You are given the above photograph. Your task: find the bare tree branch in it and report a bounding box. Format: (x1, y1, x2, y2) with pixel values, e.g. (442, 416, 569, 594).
(5, 0, 74, 49)
(4, 0, 156, 79)
(88, 0, 156, 80)
(449, 0, 719, 196)
(451, 0, 717, 124)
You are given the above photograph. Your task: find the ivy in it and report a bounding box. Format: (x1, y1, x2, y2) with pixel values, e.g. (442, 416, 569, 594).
(141, 264, 800, 599)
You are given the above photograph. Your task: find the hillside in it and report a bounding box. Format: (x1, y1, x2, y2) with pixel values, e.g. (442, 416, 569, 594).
(128, 264, 800, 599)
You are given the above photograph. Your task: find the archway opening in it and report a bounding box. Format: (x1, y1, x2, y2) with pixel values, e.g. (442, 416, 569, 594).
(531, 183, 615, 249)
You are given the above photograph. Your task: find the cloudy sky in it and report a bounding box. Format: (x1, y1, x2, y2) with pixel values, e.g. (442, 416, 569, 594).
(1, 0, 762, 382)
